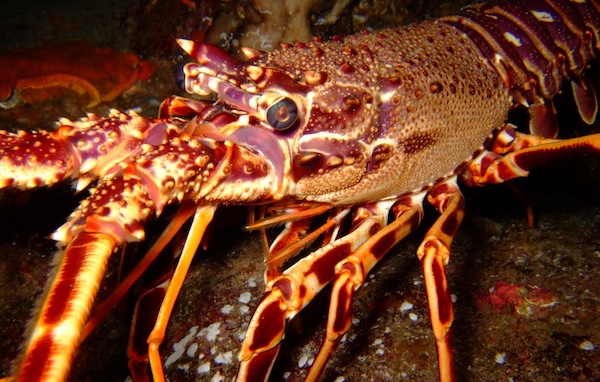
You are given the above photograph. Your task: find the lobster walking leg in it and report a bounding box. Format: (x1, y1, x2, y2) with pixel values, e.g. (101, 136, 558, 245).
(147, 205, 216, 382)
(417, 180, 466, 382)
(464, 131, 600, 186)
(237, 208, 385, 381)
(306, 196, 424, 381)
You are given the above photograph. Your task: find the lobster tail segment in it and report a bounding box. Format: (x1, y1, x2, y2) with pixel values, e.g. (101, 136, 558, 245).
(440, 0, 600, 137)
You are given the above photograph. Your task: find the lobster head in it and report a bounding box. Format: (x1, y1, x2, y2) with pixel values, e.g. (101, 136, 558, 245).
(179, 38, 385, 205)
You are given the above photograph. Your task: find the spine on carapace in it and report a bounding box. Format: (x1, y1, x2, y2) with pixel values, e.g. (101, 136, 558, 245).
(440, 0, 599, 108)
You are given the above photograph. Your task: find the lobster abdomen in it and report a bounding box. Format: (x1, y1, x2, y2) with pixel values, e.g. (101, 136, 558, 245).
(441, 0, 599, 134)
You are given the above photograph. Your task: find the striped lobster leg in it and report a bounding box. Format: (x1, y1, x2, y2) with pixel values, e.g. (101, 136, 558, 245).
(301, 181, 464, 382)
(305, 195, 425, 381)
(463, 125, 600, 187)
(236, 200, 422, 381)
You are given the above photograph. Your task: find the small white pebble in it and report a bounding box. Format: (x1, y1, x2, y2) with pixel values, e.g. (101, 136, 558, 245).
(283, 371, 292, 379)
(408, 312, 418, 322)
(384, 326, 392, 334)
(165, 327, 198, 368)
(372, 338, 383, 346)
(203, 322, 221, 342)
(214, 350, 233, 364)
(334, 377, 346, 382)
(187, 342, 198, 357)
(197, 361, 211, 374)
(495, 353, 506, 364)
(177, 363, 190, 372)
(220, 304, 234, 315)
(164, 349, 183, 368)
(248, 277, 257, 287)
(375, 348, 385, 356)
(239, 305, 250, 314)
(400, 301, 413, 312)
(352, 317, 360, 325)
(210, 371, 224, 382)
(451, 294, 457, 303)
(579, 340, 595, 351)
(298, 353, 309, 368)
(239, 291, 252, 304)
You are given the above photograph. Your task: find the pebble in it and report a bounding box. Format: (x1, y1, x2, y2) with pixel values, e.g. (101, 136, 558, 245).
(239, 291, 252, 304)
(495, 353, 506, 364)
(400, 300, 413, 312)
(197, 362, 210, 374)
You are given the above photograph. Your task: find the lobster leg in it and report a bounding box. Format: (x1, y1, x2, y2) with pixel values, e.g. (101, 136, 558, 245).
(464, 131, 600, 186)
(237, 207, 384, 381)
(306, 195, 425, 381)
(147, 205, 216, 382)
(82, 202, 197, 341)
(416, 180, 466, 382)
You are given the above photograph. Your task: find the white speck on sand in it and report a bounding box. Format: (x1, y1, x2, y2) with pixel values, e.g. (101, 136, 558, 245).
(210, 370, 225, 382)
(165, 326, 199, 367)
(186, 342, 198, 357)
(220, 304, 234, 314)
(198, 322, 221, 342)
(197, 361, 210, 374)
(214, 350, 234, 364)
(239, 291, 252, 304)
(400, 301, 413, 312)
(495, 353, 506, 364)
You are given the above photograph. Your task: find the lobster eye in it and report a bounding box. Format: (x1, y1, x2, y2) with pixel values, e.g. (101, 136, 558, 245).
(266, 97, 298, 130)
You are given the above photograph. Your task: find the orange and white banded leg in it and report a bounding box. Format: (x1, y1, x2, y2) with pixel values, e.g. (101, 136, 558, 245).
(306, 195, 425, 381)
(145, 205, 216, 382)
(417, 179, 466, 382)
(237, 207, 387, 381)
(464, 130, 600, 187)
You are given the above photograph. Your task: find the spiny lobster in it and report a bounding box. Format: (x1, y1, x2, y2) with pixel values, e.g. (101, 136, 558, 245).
(1, 0, 599, 381)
